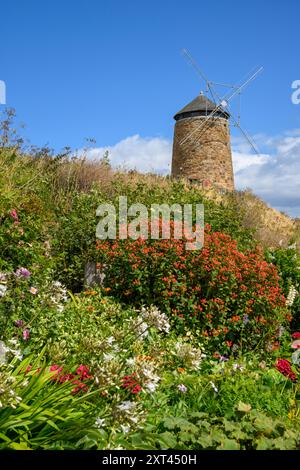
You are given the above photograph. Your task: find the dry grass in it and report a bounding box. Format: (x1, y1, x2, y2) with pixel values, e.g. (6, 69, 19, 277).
(227, 190, 297, 249)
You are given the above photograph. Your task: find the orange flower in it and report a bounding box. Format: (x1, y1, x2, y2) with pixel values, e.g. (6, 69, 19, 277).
(104, 287, 111, 292)
(177, 367, 185, 374)
(83, 290, 97, 296)
(86, 306, 95, 312)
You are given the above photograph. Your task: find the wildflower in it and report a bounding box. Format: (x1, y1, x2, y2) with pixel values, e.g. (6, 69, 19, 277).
(29, 287, 38, 295)
(50, 364, 63, 375)
(177, 367, 185, 373)
(232, 363, 243, 372)
(22, 329, 30, 341)
(210, 381, 218, 393)
(286, 285, 298, 307)
(95, 418, 105, 428)
(275, 359, 297, 381)
(243, 314, 249, 325)
(277, 325, 285, 338)
(134, 320, 149, 339)
(121, 373, 142, 394)
(0, 341, 8, 363)
(14, 319, 24, 328)
(177, 384, 188, 393)
(0, 272, 7, 282)
(117, 401, 137, 412)
(10, 209, 19, 222)
(220, 355, 229, 362)
(120, 425, 131, 434)
(126, 358, 136, 367)
(174, 342, 205, 370)
(145, 382, 158, 393)
(15, 268, 31, 278)
(292, 332, 300, 339)
(103, 353, 114, 362)
(106, 336, 115, 344)
(291, 340, 300, 349)
(0, 285, 7, 298)
(13, 350, 23, 361)
(76, 365, 92, 380)
(140, 305, 170, 333)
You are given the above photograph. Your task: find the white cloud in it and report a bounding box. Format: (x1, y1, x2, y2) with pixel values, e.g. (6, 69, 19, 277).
(81, 130, 300, 218)
(82, 134, 172, 174)
(232, 130, 300, 216)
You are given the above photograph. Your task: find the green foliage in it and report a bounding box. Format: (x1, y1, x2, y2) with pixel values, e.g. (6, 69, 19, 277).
(267, 247, 300, 329)
(128, 408, 300, 450)
(0, 352, 99, 450)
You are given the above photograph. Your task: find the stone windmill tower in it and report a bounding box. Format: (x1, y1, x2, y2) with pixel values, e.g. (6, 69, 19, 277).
(171, 92, 234, 191)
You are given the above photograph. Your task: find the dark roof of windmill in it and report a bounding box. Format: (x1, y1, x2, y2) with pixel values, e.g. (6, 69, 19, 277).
(174, 93, 229, 120)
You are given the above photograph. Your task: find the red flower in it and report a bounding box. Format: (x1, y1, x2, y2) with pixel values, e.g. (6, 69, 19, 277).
(275, 359, 297, 382)
(292, 332, 300, 339)
(121, 373, 142, 394)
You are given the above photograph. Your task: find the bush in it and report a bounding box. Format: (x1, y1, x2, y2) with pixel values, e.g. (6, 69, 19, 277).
(267, 247, 300, 330)
(96, 225, 289, 351)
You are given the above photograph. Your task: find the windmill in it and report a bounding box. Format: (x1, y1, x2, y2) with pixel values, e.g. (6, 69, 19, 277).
(180, 48, 263, 155)
(171, 49, 263, 191)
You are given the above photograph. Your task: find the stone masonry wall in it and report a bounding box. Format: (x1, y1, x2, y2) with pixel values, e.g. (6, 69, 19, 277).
(171, 116, 234, 191)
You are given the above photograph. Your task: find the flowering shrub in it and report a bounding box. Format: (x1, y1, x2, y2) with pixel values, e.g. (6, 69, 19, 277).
(96, 225, 288, 351)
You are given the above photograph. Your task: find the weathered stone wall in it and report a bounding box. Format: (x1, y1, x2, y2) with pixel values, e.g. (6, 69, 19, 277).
(171, 116, 234, 191)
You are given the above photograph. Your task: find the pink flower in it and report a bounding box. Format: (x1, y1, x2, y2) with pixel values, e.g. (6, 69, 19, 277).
(15, 268, 31, 278)
(291, 340, 300, 349)
(10, 209, 19, 222)
(29, 287, 38, 295)
(22, 329, 30, 341)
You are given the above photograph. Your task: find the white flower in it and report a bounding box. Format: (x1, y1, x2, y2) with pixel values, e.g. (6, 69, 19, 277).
(120, 425, 131, 434)
(174, 342, 205, 370)
(0, 341, 8, 364)
(0, 285, 7, 298)
(145, 382, 158, 393)
(95, 417, 105, 428)
(14, 351, 23, 361)
(232, 363, 243, 372)
(177, 384, 188, 393)
(103, 353, 114, 362)
(106, 336, 115, 344)
(140, 305, 170, 333)
(286, 285, 298, 307)
(134, 320, 149, 339)
(126, 358, 136, 367)
(210, 381, 218, 393)
(117, 401, 137, 412)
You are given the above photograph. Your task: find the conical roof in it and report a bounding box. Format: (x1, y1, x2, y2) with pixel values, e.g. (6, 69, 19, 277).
(174, 93, 229, 120)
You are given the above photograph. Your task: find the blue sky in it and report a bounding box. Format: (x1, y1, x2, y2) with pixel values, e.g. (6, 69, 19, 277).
(1, 0, 300, 215)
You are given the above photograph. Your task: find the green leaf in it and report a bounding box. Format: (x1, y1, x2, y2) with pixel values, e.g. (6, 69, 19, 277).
(157, 432, 177, 449)
(218, 439, 240, 450)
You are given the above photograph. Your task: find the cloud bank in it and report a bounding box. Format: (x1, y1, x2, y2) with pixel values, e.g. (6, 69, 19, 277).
(81, 130, 300, 218)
